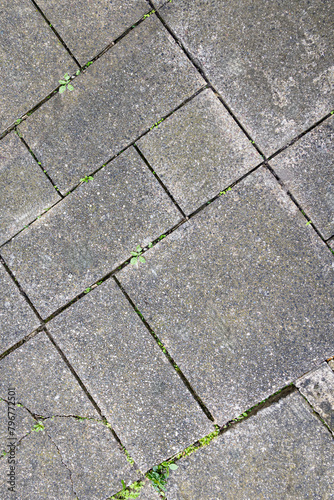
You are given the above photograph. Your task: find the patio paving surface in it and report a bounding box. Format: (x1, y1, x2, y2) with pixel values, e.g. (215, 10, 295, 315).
(0, 1, 333, 498)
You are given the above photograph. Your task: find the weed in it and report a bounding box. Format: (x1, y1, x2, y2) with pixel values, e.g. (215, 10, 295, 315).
(305, 220, 312, 226)
(143, 9, 155, 19)
(111, 480, 145, 499)
(130, 246, 145, 265)
(97, 280, 103, 285)
(147, 461, 178, 496)
(32, 421, 45, 432)
(59, 73, 74, 93)
(80, 175, 94, 183)
(148, 242, 153, 248)
(219, 187, 232, 196)
(158, 234, 166, 240)
(84, 61, 93, 69)
(15, 118, 22, 125)
(150, 118, 164, 130)
(84, 287, 91, 294)
(76, 69, 81, 76)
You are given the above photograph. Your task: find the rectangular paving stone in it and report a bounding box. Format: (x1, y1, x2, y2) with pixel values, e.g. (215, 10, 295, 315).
(296, 362, 334, 431)
(0, 133, 60, 246)
(137, 88, 262, 214)
(48, 278, 214, 471)
(0, 0, 77, 132)
(19, 15, 205, 193)
(160, 0, 334, 156)
(118, 167, 334, 425)
(166, 392, 334, 499)
(0, 263, 40, 355)
(45, 418, 138, 499)
(35, 0, 150, 65)
(270, 117, 334, 240)
(0, 332, 98, 418)
(1, 148, 181, 318)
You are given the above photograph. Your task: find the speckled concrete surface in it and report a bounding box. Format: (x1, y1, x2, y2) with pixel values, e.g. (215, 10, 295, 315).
(0, 1, 333, 498)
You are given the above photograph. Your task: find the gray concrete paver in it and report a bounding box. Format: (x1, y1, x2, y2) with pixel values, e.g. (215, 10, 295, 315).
(118, 167, 334, 424)
(159, 0, 334, 156)
(0, 0, 77, 132)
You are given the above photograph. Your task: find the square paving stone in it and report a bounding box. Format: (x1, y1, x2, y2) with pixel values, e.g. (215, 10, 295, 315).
(0, 133, 60, 246)
(48, 278, 214, 471)
(0, 263, 40, 355)
(165, 392, 334, 499)
(19, 15, 205, 193)
(1, 148, 181, 318)
(0, 431, 76, 499)
(118, 166, 334, 424)
(0, 0, 77, 133)
(160, 0, 334, 156)
(137, 88, 262, 214)
(35, 0, 150, 65)
(44, 418, 137, 499)
(296, 362, 334, 431)
(270, 117, 334, 240)
(0, 332, 98, 418)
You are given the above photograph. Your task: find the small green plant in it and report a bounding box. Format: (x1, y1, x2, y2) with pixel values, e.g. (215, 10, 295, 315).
(130, 246, 145, 265)
(15, 118, 22, 125)
(147, 462, 178, 496)
(158, 234, 166, 240)
(59, 73, 74, 93)
(219, 187, 232, 196)
(150, 118, 164, 130)
(80, 175, 94, 183)
(112, 480, 145, 499)
(148, 242, 153, 248)
(76, 69, 81, 76)
(32, 421, 45, 432)
(143, 9, 155, 19)
(84, 287, 91, 294)
(306, 220, 312, 226)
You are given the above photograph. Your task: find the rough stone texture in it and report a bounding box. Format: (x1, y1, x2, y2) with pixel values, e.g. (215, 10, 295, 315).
(48, 278, 213, 470)
(166, 392, 334, 499)
(45, 418, 137, 499)
(36, 0, 150, 65)
(160, 0, 334, 156)
(0, 431, 76, 499)
(270, 117, 334, 240)
(0, 263, 39, 355)
(328, 237, 334, 249)
(1, 148, 181, 318)
(0, 332, 98, 418)
(296, 362, 334, 431)
(19, 15, 205, 193)
(118, 167, 334, 425)
(0, 132, 60, 246)
(329, 359, 334, 371)
(0, 0, 77, 132)
(137, 89, 262, 214)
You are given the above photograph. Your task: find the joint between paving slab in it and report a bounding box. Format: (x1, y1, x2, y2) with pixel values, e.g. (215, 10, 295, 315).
(0, 255, 43, 321)
(113, 276, 215, 424)
(43, 326, 141, 472)
(264, 162, 333, 250)
(0, 325, 44, 361)
(149, 1, 266, 161)
(134, 144, 186, 218)
(30, 0, 81, 67)
(16, 131, 64, 198)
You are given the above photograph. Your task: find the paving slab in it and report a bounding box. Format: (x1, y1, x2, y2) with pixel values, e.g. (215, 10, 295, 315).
(1, 148, 181, 318)
(19, 15, 205, 193)
(165, 392, 334, 499)
(118, 167, 334, 424)
(48, 277, 213, 471)
(270, 117, 334, 240)
(0, 133, 60, 246)
(44, 417, 137, 499)
(0, 0, 77, 133)
(296, 362, 334, 431)
(0, 332, 98, 418)
(0, 264, 39, 355)
(137, 88, 262, 214)
(0, 400, 35, 457)
(35, 0, 150, 65)
(136, 480, 161, 499)
(0, 430, 76, 499)
(160, 0, 334, 156)
(328, 238, 334, 249)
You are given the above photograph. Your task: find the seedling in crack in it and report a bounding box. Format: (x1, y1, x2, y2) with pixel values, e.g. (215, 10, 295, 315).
(80, 175, 94, 183)
(59, 73, 74, 93)
(130, 246, 145, 265)
(32, 421, 45, 432)
(147, 461, 178, 496)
